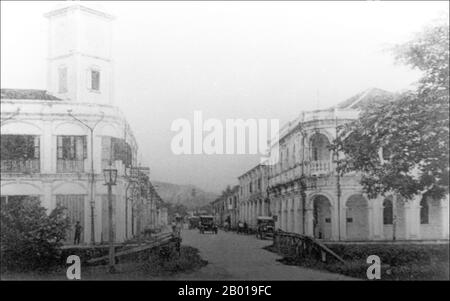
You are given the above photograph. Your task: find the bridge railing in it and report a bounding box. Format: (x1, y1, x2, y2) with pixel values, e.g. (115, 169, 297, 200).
(273, 231, 345, 264)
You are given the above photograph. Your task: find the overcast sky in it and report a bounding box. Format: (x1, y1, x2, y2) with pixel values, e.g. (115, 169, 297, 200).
(1, 1, 448, 193)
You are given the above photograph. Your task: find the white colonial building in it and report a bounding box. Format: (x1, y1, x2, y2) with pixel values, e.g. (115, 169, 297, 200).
(265, 88, 449, 241)
(238, 164, 270, 229)
(1, 3, 164, 244)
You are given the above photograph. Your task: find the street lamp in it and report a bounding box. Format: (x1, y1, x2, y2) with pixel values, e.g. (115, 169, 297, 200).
(103, 167, 117, 273)
(103, 168, 118, 185)
(68, 109, 104, 245)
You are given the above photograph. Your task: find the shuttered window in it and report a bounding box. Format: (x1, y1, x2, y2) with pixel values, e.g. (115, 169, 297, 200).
(57, 136, 87, 160)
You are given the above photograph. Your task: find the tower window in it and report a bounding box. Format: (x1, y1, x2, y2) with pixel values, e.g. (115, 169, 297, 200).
(91, 70, 100, 91)
(58, 67, 68, 93)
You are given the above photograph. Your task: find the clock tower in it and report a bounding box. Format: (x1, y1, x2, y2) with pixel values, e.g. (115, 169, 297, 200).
(45, 2, 115, 104)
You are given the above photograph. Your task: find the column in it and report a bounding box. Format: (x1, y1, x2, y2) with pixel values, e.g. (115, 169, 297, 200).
(256, 199, 261, 218)
(367, 201, 374, 240)
(286, 199, 290, 232)
(340, 204, 347, 240)
(370, 197, 384, 240)
(275, 198, 281, 230)
(42, 120, 53, 173)
(42, 181, 53, 211)
(245, 202, 249, 224)
(283, 199, 288, 231)
(440, 195, 449, 239)
(290, 199, 295, 232)
(293, 197, 300, 234)
(252, 201, 256, 226)
(331, 202, 339, 241)
(305, 198, 314, 236)
(404, 196, 421, 239)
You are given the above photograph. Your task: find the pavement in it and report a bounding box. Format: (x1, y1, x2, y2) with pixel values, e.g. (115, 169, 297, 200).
(171, 228, 354, 280)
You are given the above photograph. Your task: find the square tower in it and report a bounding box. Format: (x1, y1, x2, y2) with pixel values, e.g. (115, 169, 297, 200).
(45, 3, 115, 104)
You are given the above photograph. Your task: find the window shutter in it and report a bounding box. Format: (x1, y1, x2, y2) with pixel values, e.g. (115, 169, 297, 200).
(73, 136, 84, 160)
(57, 136, 63, 159)
(102, 136, 111, 165)
(34, 136, 40, 159)
(83, 136, 87, 159)
(69, 136, 75, 159)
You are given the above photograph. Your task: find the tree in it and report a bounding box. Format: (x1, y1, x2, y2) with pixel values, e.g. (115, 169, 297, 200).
(0, 198, 70, 271)
(332, 19, 449, 201)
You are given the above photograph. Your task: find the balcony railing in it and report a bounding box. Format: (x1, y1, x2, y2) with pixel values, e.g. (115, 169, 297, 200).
(268, 160, 335, 186)
(1, 159, 40, 173)
(309, 160, 332, 175)
(57, 159, 85, 173)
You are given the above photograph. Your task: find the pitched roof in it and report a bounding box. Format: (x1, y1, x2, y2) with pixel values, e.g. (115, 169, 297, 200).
(1, 89, 61, 101)
(335, 88, 395, 110)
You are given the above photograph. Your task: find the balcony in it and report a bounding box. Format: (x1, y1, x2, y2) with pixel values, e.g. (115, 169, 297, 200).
(57, 159, 85, 173)
(1, 159, 40, 173)
(309, 160, 333, 176)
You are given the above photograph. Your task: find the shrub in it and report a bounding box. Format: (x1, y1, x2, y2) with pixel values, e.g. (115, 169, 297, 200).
(141, 246, 207, 276)
(269, 242, 449, 280)
(0, 199, 70, 272)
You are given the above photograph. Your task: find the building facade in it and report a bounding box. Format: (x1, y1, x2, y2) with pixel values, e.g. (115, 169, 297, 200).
(0, 3, 166, 244)
(211, 185, 239, 229)
(238, 164, 270, 229)
(227, 186, 240, 228)
(265, 88, 449, 241)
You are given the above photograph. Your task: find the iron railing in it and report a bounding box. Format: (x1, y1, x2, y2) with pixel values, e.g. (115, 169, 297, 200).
(0, 159, 40, 173)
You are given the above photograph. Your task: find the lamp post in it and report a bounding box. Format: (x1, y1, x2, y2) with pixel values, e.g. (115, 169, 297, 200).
(68, 109, 104, 245)
(103, 167, 117, 273)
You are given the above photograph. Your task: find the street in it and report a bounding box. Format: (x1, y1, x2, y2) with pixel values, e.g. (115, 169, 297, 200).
(170, 228, 354, 280)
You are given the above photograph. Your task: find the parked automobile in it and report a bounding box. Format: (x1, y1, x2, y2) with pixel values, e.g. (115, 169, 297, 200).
(188, 216, 200, 229)
(199, 215, 218, 234)
(256, 216, 275, 239)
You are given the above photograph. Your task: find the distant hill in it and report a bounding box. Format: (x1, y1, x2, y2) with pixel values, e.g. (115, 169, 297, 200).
(152, 181, 219, 209)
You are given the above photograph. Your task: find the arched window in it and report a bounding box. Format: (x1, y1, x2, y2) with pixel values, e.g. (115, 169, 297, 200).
(420, 197, 429, 224)
(383, 199, 393, 225)
(310, 133, 331, 161)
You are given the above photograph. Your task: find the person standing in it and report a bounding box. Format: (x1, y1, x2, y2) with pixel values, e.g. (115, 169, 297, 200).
(74, 221, 82, 245)
(238, 220, 244, 234)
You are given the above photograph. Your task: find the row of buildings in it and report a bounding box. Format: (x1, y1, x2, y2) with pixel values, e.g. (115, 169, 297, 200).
(212, 88, 449, 241)
(1, 3, 168, 245)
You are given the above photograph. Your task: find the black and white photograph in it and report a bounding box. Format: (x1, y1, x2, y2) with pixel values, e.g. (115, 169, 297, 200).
(0, 0, 449, 286)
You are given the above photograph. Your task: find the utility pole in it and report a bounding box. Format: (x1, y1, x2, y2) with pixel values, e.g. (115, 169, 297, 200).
(103, 166, 117, 273)
(335, 116, 341, 241)
(298, 125, 307, 236)
(67, 110, 104, 245)
(107, 179, 115, 272)
(136, 179, 142, 246)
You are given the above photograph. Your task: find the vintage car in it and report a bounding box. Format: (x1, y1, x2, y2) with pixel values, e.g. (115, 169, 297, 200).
(198, 215, 218, 234)
(256, 216, 275, 239)
(188, 216, 200, 229)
